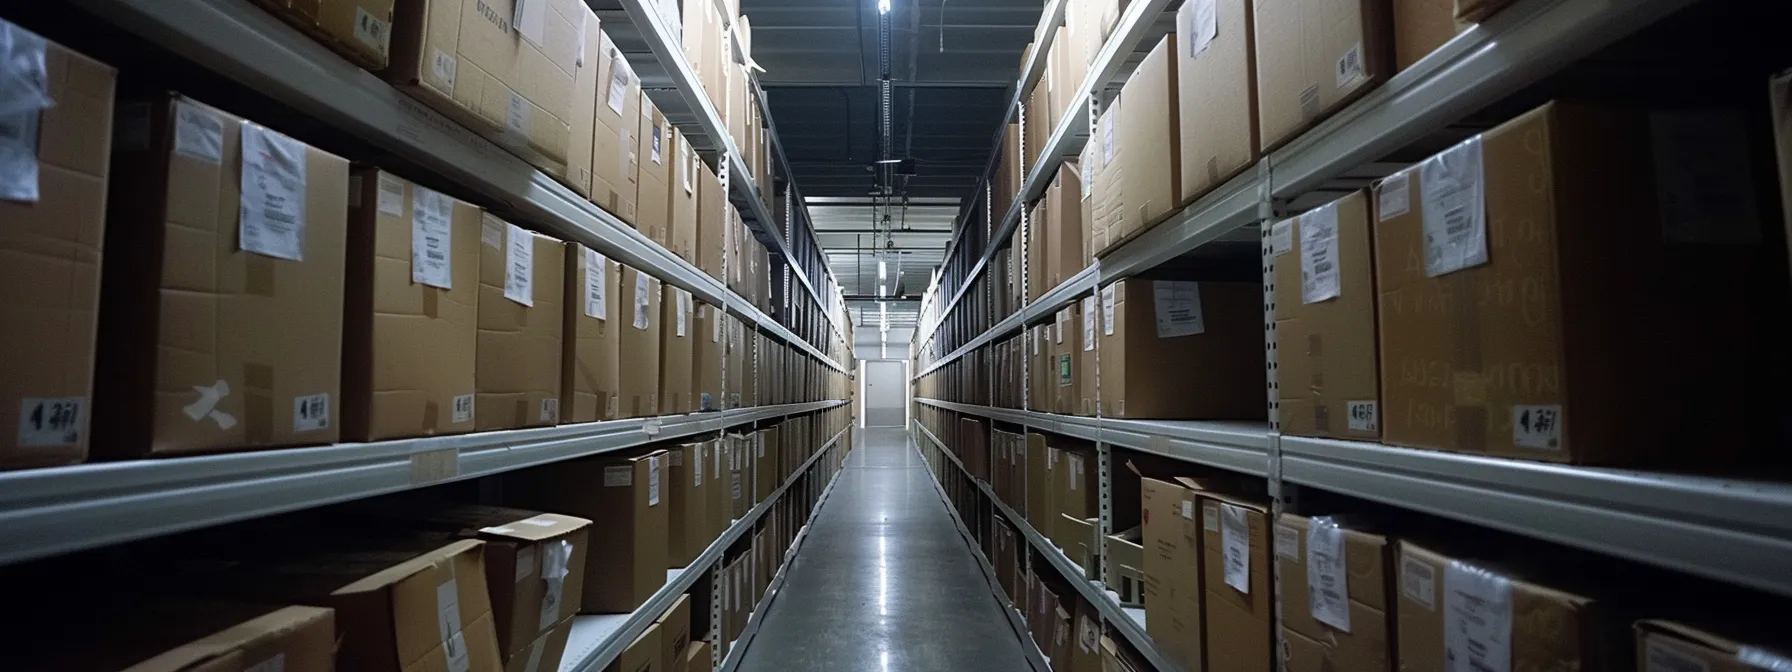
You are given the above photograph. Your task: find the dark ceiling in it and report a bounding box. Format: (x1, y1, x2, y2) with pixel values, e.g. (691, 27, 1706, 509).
(743, 0, 1040, 199)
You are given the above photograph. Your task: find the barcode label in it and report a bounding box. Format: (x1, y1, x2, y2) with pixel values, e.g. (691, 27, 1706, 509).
(355, 7, 390, 57)
(411, 187, 455, 289)
(1419, 136, 1488, 277)
(451, 394, 474, 423)
(1336, 43, 1364, 88)
(504, 223, 534, 306)
(1401, 556, 1436, 609)
(1298, 203, 1340, 304)
(293, 393, 330, 432)
(1377, 172, 1410, 221)
(431, 49, 458, 90)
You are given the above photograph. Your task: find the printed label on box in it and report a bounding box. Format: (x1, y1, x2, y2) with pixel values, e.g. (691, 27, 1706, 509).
(633, 273, 653, 330)
(539, 398, 558, 423)
(412, 188, 455, 289)
(173, 100, 223, 164)
(293, 393, 329, 432)
(451, 393, 474, 423)
(1270, 219, 1294, 256)
(1444, 561, 1512, 672)
(584, 249, 608, 320)
(1220, 503, 1251, 593)
(1307, 517, 1351, 632)
(1377, 172, 1410, 221)
(238, 124, 308, 261)
(1101, 285, 1116, 336)
(1275, 524, 1299, 559)
(1346, 400, 1378, 432)
(506, 92, 530, 134)
(604, 465, 633, 486)
(1299, 203, 1340, 303)
(355, 7, 390, 56)
(1336, 43, 1364, 88)
(1511, 404, 1563, 450)
(16, 397, 83, 447)
(1153, 281, 1205, 338)
(1401, 556, 1436, 610)
(431, 49, 458, 90)
(505, 224, 534, 306)
(377, 173, 405, 215)
(1082, 296, 1096, 350)
(1420, 136, 1488, 277)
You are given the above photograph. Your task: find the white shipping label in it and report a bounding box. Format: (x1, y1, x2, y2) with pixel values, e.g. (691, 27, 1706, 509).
(1180, 500, 1193, 519)
(1078, 617, 1100, 652)
(603, 465, 633, 486)
(1402, 556, 1437, 610)
(1081, 160, 1093, 201)
(1203, 502, 1219, 531)
(1644, 640, 1711, 672)
(650, 124, 663, 165)
(16, 396, 83, 446)
(1270, 219, 1294, 256)
(1274, 524, 1299, 560)
(682, 143, 695, 193)
(584, 249, 609, 320)
(481, 216, 503, 249)
(1443, 561, 1513, 672)
(1377, 172, 1410, 221)
(1055, 311, 1066, 344)
(377, 174, 405, 215)
(431, 49, 459, 91)
(436, 580, 470, 672)
(1033, 327, 1041, 354)
(606, 55, 631, 115)
(712, 308, 722, 342)
(451, 394, 474, 423)
(1101, 285, 1116, 336)
(292, 393, 330, 432)
(173, 100, 224, 164)
(539, 398, 558, 423)
(516, 546, 537, 581)
(1299, 203, 1341, 304)
(695, 448, 704, 485)
(1306, 518, 1352, 632)
(1153, 281, 1205, 338)
(0, 108, 39, 203)
(238, 124, 309, 261)
(411, 187, 455, 289)
(1419, 136, 1488, 277)
(506, 92, 530, 134)
(1100, 112, 1116, 165)
(632, 274, 652, 330)
(648, 455, 661, 506)
(676, 289, 689, 337)
(1082, 296, 1096, 351)
(515, 0, 548, 47)
(245, 653, 285, 672)
(1187, 0, 1218, 57)
(1220, 503, 1250, 594)
(1511, 405, 1563, 451)
(505, 224, 534, 306)
(1347, 401, 1379, 433)
(1336, 42, 1364, 88)
(354, 7, 391, 56)
(538, 540, 572, 630)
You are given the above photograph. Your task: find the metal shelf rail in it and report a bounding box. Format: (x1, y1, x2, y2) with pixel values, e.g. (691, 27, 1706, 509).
(914, 421, 1177, 672)
(0, 400, 848, 566)
(563, 424, 852, 672)
(916, 399, 1268, 475)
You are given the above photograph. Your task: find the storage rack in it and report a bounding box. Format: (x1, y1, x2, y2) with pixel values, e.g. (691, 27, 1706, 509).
(906, 0, 1792, 667)
(3, 0, 861, 670)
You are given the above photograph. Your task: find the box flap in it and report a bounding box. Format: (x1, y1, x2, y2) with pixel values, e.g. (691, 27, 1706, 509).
(335, 539, 485, 595)
(480, 513, 594, 542)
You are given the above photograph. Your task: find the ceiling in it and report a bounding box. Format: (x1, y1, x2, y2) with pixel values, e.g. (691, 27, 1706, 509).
(743, 0, 1039, 199)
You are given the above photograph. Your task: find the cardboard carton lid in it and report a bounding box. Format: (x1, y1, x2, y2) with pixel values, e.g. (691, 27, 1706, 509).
(1199, 489, 1270, 513)
(129, 605, 333, 672)
(479, 513, 594, 542)
(336, 538, 485, 595)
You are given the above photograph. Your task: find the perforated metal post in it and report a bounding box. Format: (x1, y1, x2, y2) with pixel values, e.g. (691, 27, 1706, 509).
(1258, 157, 1298, 672)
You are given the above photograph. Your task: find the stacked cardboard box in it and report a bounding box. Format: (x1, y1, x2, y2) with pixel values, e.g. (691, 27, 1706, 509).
(1277, 515, 1393, 671)
(1097, 279, 1264, 419)
(661, 284, 696, 414)
(585, 26, 641, 224)
(1272, 190, 1379, 440)
(563, 242, 623, 422)
(507, 449, 669, 614)
(1396, 541, 1620, 670)
(1252, 0, 1392, 151)
(1176, 0, 1258, 203)
(477, 220, 564, 430)
(620, 265, 664, 417)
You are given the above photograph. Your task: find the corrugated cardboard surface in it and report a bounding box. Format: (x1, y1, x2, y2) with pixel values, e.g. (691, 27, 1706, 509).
(562, 242, 621, 423)
(616, 622, 660, 672)
(1396, 541, 1616, 672)
(589, 28, 640, 224)
(1201, 493, 1271, 672)
(254, 0, 396, 69)
(1114, 37, 1180, 242)
(619, 265, 662, 417)
(1051, 305, 1080, 414)
(342, 168, 478, 441)
(670, 129, 699, 263)
(507, 450, 668, 614)
(1274, 190, 1379, 440)
(667, 442, 710, 567)
(685, 639, 713, 672)
(1090, 102, 1122, 255)
(695, 162, 726, 281)
(725, 315, 744, 407)
(656, 594, 692, 672)
(1077, 295, 1098, 417)
(1252, 0, 1390, 151)
(477, 222, 564, 431)
(636, 93, 672, 246)
(1028, 200, 1048, 301)
(695, 302, 725, 410)
(660, 285, 696, 414)
(504, 617, 572, 672)
(1635, 621, 1788, 672)
(1391, 0, 1464, 71)
(1101, 280, 1266, 419)
(0, 37, 112, 468)
(1276, 515, 1392, 671)
(98, 95, 346, 457)
(565, 8, 602, 199)
(1141, 478, 1204, 670)
(386, 0, 585, 173)
(1045, 164, 1086, 288)
(1177, 0, 1258, 202)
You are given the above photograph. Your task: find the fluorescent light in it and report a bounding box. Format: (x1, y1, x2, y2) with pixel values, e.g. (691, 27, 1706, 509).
(877, 0, 890, 13)
(878, 259, 887, 280)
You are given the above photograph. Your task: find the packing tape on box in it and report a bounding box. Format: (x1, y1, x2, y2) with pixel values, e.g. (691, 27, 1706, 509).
(423, 287, 441, 318)
(245, 255, 277, 296)
(538, 539, 572, 632)
(245, 390, 273, 443)
(182, 379, 238, 430)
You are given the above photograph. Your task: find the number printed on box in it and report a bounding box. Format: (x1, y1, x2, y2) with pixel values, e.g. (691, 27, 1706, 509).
(1511, 404, 1562, 450)
(1346, 400, 1378, 432)
(18, 397, 84, 446)
(451, 394, 474, 424)
(293, 393, 330, 432)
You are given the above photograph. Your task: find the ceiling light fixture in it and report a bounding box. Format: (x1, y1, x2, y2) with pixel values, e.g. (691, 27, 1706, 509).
(877, 0, 890, 14)
(878, 259, 887, 281)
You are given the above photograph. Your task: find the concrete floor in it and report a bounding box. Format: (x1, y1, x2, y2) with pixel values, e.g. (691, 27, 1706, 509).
(733, 427, 1035, 672)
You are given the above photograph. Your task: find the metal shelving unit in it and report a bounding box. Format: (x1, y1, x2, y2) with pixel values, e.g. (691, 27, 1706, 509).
(0, 400, 848, 566)
(562, 425, 851, 672)
(917, 399, 1269, 475)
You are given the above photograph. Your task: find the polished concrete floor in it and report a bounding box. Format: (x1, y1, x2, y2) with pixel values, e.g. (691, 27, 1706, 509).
(733, 427, 1035, 672)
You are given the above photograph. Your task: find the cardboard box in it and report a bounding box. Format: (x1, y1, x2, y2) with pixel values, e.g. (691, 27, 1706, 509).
(1025, 432, 1052, 530)
(1113, 36, 1181, 244)
(696, 161, 727, 282)
(1045, 164, 1086, 288)
(1276, 515, 1392, 672)
(1089, 101, 1121, 255)
(685, 640, 713, 672)
(1049, 604, 1076, 671)
(253, 0, 395, 69)
(637, 92, 672, 246)
(0, 30, 113, 469)
(1076, 294, 1099, 417)
(1373, 102, 1750, 464)
(1069, 602, 1104, 672)
(708, 438, 730, 537)
(620, 265, 663, 417)
(1026, 80, 1051, 170)
(610, 621, 661, 672)
(1098, 280, 1264, 419)
(385, 0, 586, 174)
(1636, 621, 1792, 672)
(695, 301, 725, 411)
(23, 601, 334, 671)
(563, 242, 622, 422)
(98, 95, 347, 456)
(1058, 447, 1099, 546)
(656, 595, 692, 672)
(1272, 190, 1379, 440)
(1396, 541, 1618, 671)
(589, 28, 640, 224)
(507, 450, 669, 613)
(508, 619, 573, 672)
(1028, 200, 1049, 301)
(1052, 305, 1082, 414)
(1392, 0, 1465, 71)
(1252, 0, 1391, 151)
(1201, 493, 1272, 672)
(342, 168, 479, 441)
(1059, 514, 1098, 579)
(659, 285, 696, 414)
(1141, 477, 1204, 670)
(668, 441, 712, 567)
(1177, 0, 1258, 202)
(725, 315, 745, 407)
(670, 129, 700, 263)
(566, 8, 603, 200)
(477, 220, 564, 430)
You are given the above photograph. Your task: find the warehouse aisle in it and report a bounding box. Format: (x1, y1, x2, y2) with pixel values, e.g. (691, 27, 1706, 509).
(734, 427, 1035, 672)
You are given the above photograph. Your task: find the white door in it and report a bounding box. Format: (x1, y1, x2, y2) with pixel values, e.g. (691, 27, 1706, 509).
(863, 360, 907, 427)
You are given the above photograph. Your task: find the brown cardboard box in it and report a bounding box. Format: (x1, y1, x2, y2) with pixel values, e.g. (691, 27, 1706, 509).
(695, 302, 725, 411)
(685, 640, 713, 672)
(1272, 190, 1379, 440)
(1045, 164, 1086, 288)
(385, 0, 586, 174)
(655, 595, 692, 672)
(507, 619, 573, 672)
(0, 31, 113, 468)
(620, 265, 663, 417)
(1028, 200, 1049, 301)
(729, 433, 749, 518)
(566, 8, 603, 200)
(1098, 280, 1264, 419)
(668, 441, 711, 567)
(1076, 294, 1099, 417)
(660, 284, 696, 415)
(707, 438, 729, 537)
(1026, 81, 1051, 170)
(1089, 102, 1121, 255)
(1141, 478, 1204, 670)
(1373, 102, 1750, 465)
(1276, 515, 1392, 672)
(1177, 0, 1259, 202)
(1113, 37, 1181, 244)
(1059, 514, 1098, 579)
(477, 220, 564, 430)
(609, 622, 661, 672)
(563, 242, 622, 422)
(590, 29, 640, 224)
(1635, 621, 1792, 672)
(1049, 604, 1076, 671)
(755, 426, 779, 502)
(696, 162, 727, 282)
(1392, 0, 1465, 71)
(23, 601, 334, 671)
(342, 168, 478, 441)
(98, 95, 347, 457)
(637, 93, 673, 246)
(1201, 493, 1272, 672)
(253, 0, 395, 68)
(1396, 541, 1619, 671)
(1070, 602, 1104, 672)
(1252, 0, 1391, 151)
(507, 450, 669, 613)
(725, 315, 745, 408)
(1058, 447, 1098, 545)
(670, 129, 700, 263)
(1025, 432, 1052, 530)
(1052, 304, 1081, 414)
